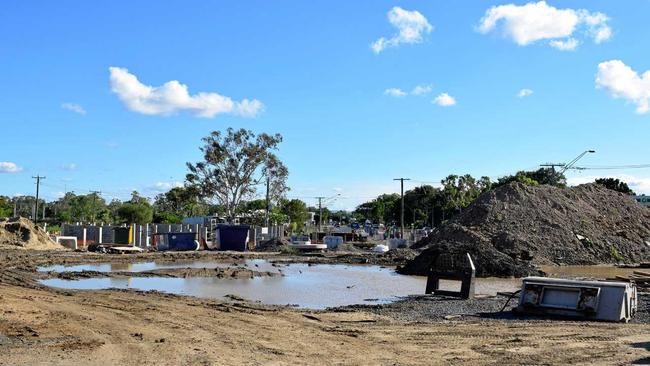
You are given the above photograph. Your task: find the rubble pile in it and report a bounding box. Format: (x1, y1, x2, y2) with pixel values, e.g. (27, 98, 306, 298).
(0, 217, 63, 250)
(400, 183, 650, 277)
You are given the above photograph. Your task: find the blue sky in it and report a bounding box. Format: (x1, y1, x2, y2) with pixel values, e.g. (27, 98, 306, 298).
(1, 1, 649, 210)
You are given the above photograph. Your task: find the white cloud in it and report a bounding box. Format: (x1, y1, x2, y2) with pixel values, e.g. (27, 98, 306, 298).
(549, 37, 579, 51)
(411, 84, 433, 95)
(61, 102, 87, 115)
(146, 181, 184, 194)
(384, 88, 407, 97)
(596, 60, 650, 114)
(0, 162, 22, 173)
(432, 93, 456, 107)
(568, 174, 650, 195)
(109, 67, 264, 118)
(61, 163, 77, 171)
(517, 88, 534, 98)
(371, 7, 433, 53)
(478, 1, 612, 50)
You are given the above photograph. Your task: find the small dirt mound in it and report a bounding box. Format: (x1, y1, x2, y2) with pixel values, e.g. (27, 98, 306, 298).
(256, 237, 291, 252)
(400, 182, 650, 277)
(0, 217, 63, 250)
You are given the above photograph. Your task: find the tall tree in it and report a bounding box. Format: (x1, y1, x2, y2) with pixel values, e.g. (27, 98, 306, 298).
(186, 128, 289, 221)
(495, 168, 566, 188)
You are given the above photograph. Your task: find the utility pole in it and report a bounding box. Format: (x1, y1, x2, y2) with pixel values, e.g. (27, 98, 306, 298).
(90, 190, 101, 223)
(316, 197, 324, 233)
(393, 178, 410, 239)
(265, 175, 270, 228)
(32, 175, 45, 224)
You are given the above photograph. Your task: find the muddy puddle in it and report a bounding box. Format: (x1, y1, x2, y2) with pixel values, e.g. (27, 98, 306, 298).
(541, 265, 642, 279)
(38, 260, 520, 309)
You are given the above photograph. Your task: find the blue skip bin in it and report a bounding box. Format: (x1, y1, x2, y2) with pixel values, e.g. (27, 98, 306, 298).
(154, 233, 199, 251)
(216, 225, 250, 252)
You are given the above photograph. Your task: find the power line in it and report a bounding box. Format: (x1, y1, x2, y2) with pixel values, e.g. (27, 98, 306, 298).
(571, 164, 650, 170)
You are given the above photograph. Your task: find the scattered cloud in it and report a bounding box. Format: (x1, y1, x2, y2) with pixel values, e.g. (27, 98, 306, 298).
(61, 163, 77, 171)
(432, 93, 457, 107)
(109, 67, 264, 118)
(568, 174, 650, 195)
(61, 102, 87, 115)
(517, 88, 534, 98)
(0, 162, 22, 173)
(145, 181, 184, 194)
(384, 88, 407, 97)
(596, 60, 650, 114)
(371, 7, 433, 53)
(477, 1, 612, 50)
(385, 84, 433, 98)
(411, 84, 433, 95)
(549, 37, 579, 51)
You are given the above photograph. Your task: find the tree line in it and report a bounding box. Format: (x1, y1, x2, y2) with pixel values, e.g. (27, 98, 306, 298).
(1, 127, 638, 231)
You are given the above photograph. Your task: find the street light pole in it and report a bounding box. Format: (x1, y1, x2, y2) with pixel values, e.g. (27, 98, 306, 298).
(559, 150, 596, 174)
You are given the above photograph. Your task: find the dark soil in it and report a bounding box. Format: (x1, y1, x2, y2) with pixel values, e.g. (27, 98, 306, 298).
(401, 183, 650, 277)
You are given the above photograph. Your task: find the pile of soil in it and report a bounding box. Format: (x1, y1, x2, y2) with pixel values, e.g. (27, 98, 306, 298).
(400, 183, 650, 277)
(0, 217, 62, 250)
(256, 237, 291, 252)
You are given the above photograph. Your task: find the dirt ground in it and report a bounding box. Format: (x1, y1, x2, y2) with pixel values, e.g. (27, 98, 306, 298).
(1, 249, 649, 365)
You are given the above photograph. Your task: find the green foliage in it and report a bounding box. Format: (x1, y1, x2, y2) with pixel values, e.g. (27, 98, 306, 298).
(154, 186, 207, 219)
(186, 128, 289, 221)
(595, 178, 635, 195)
(282, 199, 309, 227)
(46, 224, 61, 234)
(0, 196, 13, 218)
(609, 245, 624, 262)
(495, 168, 565, 188)
(354, 174, 492, 228)
(153, 211, 183, 224)
(116, 192, 153, 224)
(117, 203, 153, 224)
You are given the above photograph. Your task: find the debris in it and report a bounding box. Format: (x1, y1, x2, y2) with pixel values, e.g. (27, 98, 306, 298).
(372, 244, 389, 253)
(302, 314, 322, 322)
(515, 277, 637, 322)
(425, 253, 475, 300)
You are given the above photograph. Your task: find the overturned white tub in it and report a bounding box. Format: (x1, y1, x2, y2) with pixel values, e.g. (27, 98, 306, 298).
(516, 277, 637, 322)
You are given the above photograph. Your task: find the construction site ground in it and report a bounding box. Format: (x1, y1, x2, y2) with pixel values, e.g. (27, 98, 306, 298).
(1, 249, 649, 365)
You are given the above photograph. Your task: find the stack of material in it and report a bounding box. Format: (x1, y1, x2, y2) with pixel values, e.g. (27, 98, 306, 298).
(400, 182, 650, 277)
(0, 217, 63, 250)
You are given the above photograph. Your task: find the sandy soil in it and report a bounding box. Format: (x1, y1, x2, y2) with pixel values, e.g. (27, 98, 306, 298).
(1, 249, 649, 365)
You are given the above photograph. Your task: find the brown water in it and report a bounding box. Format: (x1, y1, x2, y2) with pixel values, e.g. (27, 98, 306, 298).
(540, 265, 642, 279)
(39, 260, 520, 309)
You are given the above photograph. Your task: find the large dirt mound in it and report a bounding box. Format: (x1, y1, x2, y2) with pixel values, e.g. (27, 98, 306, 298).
(0, 217, 63, 250)
(400, 182, 650, 277)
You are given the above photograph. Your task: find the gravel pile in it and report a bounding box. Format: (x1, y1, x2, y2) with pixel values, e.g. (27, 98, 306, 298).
(400, 183, 650, 277)
(336, 293, 650, 324)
